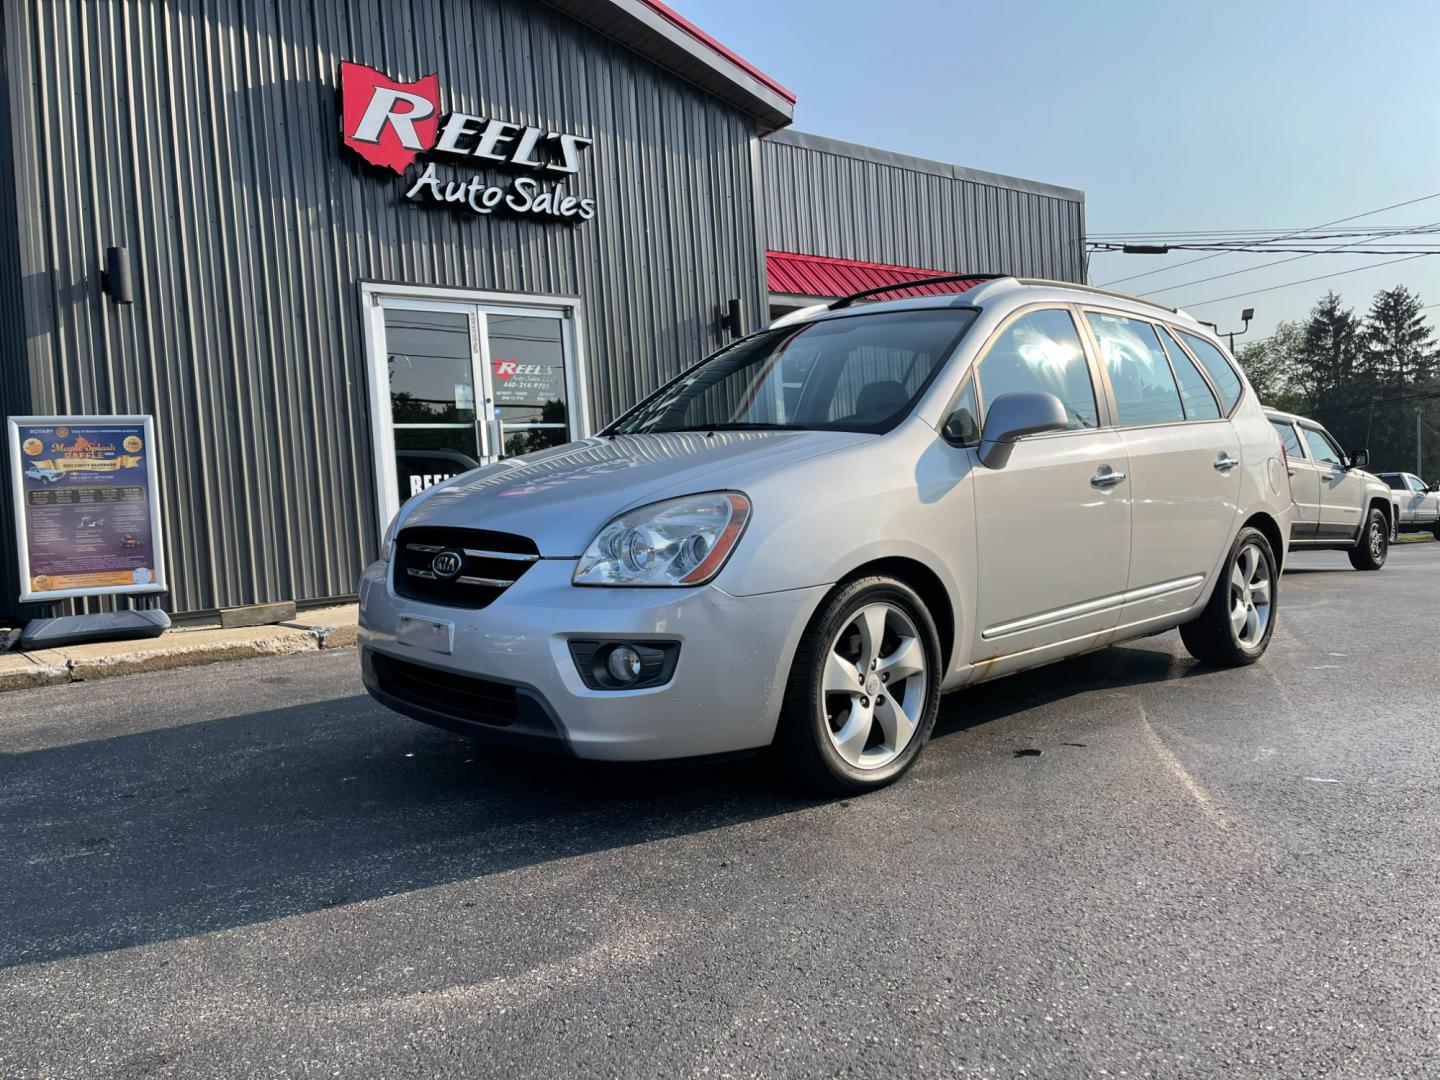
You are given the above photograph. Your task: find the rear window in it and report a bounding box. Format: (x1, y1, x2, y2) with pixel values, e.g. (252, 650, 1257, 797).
(1176, 330, 1245, 413)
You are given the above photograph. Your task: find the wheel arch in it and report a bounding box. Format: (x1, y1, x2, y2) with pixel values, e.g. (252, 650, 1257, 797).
(1241, 510, 1286, 572)
(836, 556, 957, 671)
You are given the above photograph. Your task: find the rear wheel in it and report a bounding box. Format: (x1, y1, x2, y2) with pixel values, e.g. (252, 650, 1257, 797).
(1347, 507, 1388, 570)
(774, 576, 942, 794)
(1179, 527, 1277, 666)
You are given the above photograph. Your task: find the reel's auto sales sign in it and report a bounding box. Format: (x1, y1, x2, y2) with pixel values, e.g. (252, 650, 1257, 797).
(339, 61, 597, 223)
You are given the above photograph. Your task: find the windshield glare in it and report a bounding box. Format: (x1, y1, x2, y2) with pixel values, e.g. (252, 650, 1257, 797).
(608, 308, 978, 436)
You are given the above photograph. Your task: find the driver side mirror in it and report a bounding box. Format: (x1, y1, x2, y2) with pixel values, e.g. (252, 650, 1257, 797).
(1347, 448, 1370, 470)
(978, 392, 1070, 469)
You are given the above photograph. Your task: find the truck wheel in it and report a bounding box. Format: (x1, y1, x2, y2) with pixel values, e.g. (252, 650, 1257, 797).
(774, 576, 942, 795)
(1180, 526, 1277, 667)
(1347, 508, 1388, 570)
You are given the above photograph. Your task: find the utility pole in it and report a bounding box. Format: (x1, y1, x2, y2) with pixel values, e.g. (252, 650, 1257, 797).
(1420, 408, 1425, 475)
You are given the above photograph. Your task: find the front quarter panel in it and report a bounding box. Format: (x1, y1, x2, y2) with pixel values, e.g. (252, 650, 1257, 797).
(714, 418, 977, 684)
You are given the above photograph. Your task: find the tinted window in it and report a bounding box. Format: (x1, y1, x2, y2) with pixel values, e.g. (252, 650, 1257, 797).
(1270, 420, 1304, 460)
(977, 309, 1098, 429)
(1086, 313, 1185, 427)
(1301, 426, 1344, 467)
(1177, 331, 1244, 412)
(946, 378, 980, 445)
(610, 308, 976, 435)
(1159, 327, 1221, 419)
(1379, 474, 1406, 490)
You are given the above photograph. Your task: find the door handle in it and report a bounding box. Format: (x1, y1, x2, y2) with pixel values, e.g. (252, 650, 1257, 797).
(1090, 467, 1127, 489)
(1214, 453, 1241, 472)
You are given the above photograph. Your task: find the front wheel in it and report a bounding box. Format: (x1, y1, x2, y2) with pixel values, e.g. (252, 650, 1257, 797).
(1347, 508, 1388, 571)
(774, 576, 942, 794)
(1179, 526, 1278, 666)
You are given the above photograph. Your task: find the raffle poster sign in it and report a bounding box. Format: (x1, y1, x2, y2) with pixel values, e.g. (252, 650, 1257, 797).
(7, 415, 167, 602)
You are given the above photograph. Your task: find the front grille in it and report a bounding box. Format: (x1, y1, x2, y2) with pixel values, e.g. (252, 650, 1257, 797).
(370, 653, 519, 726)
(393, 526, 540, 609)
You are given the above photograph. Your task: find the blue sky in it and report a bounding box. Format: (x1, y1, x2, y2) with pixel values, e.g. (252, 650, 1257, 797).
(678, 0, 1440, 343)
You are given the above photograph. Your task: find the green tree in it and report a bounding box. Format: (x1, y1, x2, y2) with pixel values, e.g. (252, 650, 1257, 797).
(1301, 292, 1362, 407)
(1363, 285, 1435, 385)
(1237, 320, 1306, 411)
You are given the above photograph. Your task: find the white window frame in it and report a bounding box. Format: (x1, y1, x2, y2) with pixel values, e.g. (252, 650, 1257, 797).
(360, 281, 590, 537)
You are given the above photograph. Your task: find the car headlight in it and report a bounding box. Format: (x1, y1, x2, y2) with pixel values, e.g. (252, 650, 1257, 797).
(574, 492, 751, 587)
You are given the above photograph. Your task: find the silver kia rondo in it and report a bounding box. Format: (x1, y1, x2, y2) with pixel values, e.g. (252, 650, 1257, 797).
(359, 277, 1294, 792)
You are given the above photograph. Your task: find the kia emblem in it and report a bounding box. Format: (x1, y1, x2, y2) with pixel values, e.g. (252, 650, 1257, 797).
(431, 551, 463, 578)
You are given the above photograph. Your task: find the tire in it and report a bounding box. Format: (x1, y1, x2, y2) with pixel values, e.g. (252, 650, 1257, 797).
(1179, 526, 1278, 667)
(773, 576, 942, 794)
(1347, 507, 1388, 571)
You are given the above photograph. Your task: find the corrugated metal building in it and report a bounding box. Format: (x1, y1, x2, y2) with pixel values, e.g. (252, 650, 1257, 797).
(0, 0, 1084, 622)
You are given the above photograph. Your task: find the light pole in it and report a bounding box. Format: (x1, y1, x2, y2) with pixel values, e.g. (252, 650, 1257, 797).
(1198, 308, 1254, 355)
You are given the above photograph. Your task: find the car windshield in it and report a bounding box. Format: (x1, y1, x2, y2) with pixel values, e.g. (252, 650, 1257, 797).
(607, 308, 978, 436)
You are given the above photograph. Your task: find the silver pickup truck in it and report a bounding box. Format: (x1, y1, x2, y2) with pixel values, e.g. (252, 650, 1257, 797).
(1378, 471, 1440, 538)
(1266, 409, 1395, 570)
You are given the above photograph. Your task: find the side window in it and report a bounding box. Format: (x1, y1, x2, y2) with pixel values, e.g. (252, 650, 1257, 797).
(977, 309, 1098, 429)
(1407, 474, 1427, 492)
(945, 378, 980, 445)
(1177, 331, 1244, 413)
(1085, 312, 1185, 427)
(1270, 420, 1304, 460)
(1301, 426, 1344, 467)
(1159, 327, 1221, 419)
(1381, 474, 1406, 490)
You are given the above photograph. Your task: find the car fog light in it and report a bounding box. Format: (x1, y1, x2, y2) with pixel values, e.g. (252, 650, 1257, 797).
(605, 644, 643, 684)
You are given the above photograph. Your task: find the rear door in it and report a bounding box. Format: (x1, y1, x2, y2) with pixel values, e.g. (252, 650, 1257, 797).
(1271, 418, 1318, 539)
(1301, 424, 1364, 541)
(970, 306, 1131, 664)
(1406, 474, 1440, 525)
(1083, 312, 1241, 625)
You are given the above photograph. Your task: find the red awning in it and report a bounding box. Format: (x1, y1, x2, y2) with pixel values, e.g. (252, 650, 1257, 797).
(766, 250, 987, 303)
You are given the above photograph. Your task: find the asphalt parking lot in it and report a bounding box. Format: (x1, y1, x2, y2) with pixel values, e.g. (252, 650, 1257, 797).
(2, 544, 1437, 1079)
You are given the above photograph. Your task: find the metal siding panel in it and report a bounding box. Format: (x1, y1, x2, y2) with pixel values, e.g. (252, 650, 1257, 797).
(6, 0, 766, 616)
(760, 136, 1084, 284)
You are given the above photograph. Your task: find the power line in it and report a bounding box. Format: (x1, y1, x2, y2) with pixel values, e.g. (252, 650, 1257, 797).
(1144, 220, 1440, 298)
(1182, 253, 1430, 308)
(1094, 191, 1440, 288)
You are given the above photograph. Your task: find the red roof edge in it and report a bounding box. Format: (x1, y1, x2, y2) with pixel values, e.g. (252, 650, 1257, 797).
(638, 0, 798, 105)
(767, 250, 987, 302)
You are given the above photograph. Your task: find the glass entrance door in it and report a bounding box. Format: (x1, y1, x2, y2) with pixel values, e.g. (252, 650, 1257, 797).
(384, 304, 485, 505)
(365, 289, 585, 528)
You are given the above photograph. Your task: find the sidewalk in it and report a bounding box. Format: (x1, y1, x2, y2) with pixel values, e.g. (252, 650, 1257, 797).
(0, 604, 358, 693)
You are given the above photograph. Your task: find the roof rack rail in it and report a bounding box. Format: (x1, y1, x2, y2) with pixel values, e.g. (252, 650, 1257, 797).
(829, 273, 1008, 310)
(1012, 278, 1181, 315)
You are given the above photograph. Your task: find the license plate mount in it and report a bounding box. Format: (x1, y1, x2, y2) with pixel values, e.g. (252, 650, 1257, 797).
(396, 616, 454, 656)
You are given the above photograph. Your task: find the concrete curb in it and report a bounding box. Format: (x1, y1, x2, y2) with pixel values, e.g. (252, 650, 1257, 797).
(0, 604, 358, 693)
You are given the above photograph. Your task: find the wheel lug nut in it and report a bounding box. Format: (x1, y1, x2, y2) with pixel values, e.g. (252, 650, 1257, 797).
(881, 672, 889, 682)
(876, 696, 886, 707)
(859, 696, 869, 707)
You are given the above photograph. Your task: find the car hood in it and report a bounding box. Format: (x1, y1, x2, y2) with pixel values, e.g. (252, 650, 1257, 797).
(397, 429, 872, 556)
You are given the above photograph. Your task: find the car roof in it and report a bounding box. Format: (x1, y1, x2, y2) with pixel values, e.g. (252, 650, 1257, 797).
(772, 276, 1211, 334)
(1263, 407, 1320, 426)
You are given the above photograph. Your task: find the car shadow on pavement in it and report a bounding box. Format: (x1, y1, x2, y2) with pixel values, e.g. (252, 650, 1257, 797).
(1, 641, 1208, 971)
(0, 693, 815, 970)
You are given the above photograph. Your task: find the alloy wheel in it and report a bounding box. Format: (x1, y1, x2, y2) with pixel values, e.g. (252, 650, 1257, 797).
(1229, 541, 1272, 650)
(1369, 519, 1386, 560)
(822, 602, 929, 770)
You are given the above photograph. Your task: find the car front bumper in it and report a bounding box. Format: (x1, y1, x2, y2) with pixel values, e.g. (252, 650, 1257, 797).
(356, 558, 825, 761)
